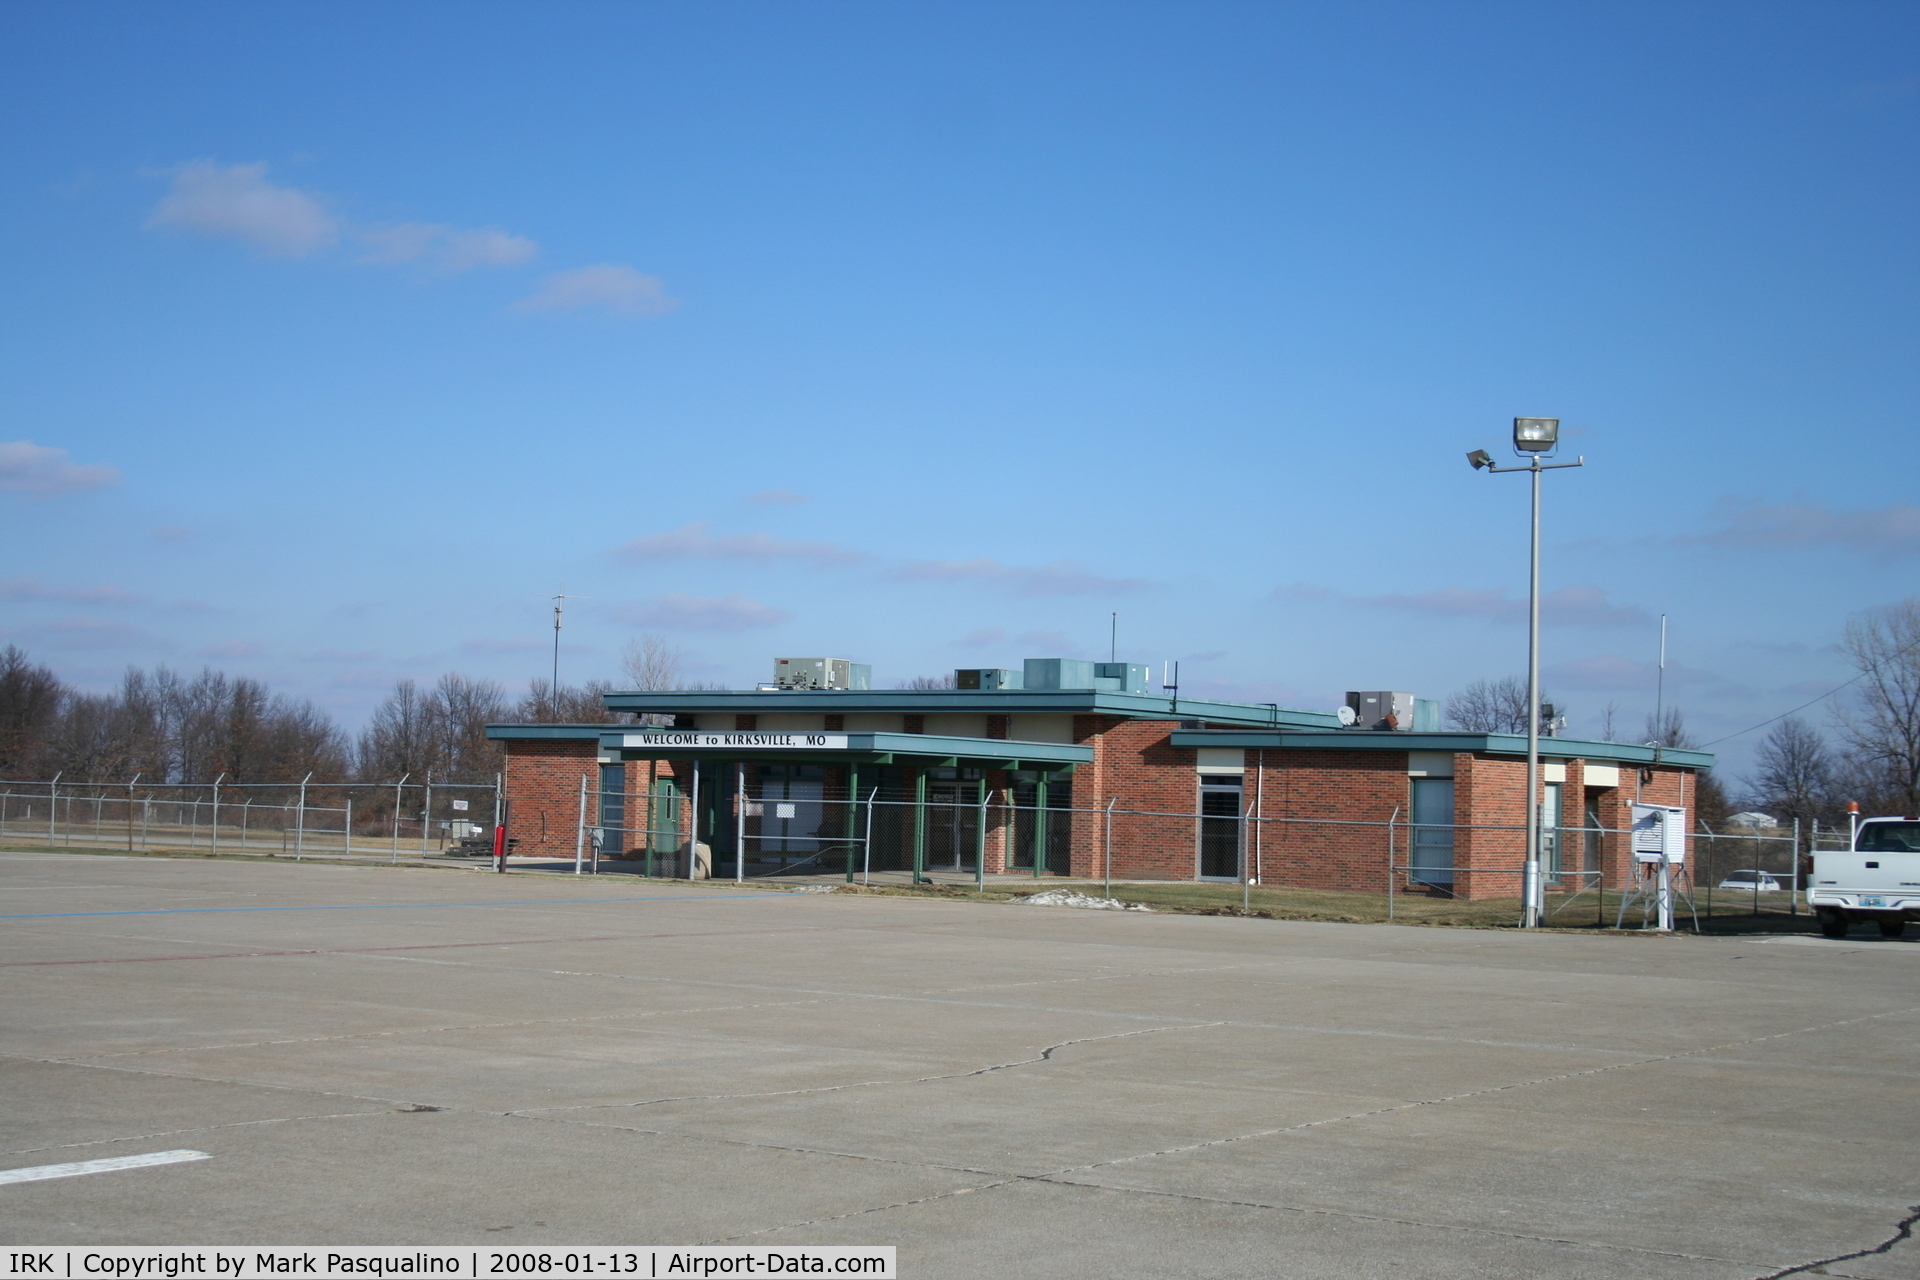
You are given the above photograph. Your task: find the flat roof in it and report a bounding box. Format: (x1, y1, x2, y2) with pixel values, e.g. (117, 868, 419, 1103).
(594, 688, 1340, 729)
(484, 723, 1092, 769)
(1168, 729, 1713, 769)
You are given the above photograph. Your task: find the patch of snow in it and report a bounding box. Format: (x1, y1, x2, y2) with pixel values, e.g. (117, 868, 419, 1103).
(786, 884, 837, 893)
(1017, 888, 1151, 911)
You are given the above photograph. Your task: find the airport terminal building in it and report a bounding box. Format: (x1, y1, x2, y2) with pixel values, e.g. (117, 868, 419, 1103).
(487, 656, 1710, 899)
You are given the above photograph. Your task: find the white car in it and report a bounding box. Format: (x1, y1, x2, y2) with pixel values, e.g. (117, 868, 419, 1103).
(1717, 870, 1782, 892)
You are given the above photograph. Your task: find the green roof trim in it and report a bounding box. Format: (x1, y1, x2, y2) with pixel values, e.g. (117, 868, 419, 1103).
(1168, 729, 1713, 769)
(593, 688, 1338, 729)
(605, 729, 1091, 768)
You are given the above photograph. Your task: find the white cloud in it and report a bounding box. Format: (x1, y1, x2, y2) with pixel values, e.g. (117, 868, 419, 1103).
(146, 160, 340, 257)
(611, 522, 865, 566)
(0, 441, 119, 496)
(889, 557, 1147, 597)
(513, 264, 679, 316)
(1680, 500, 1920, 558)
(1281, 582, 1649, 627)
(0, 575, 143, 604)
(356, 223, 538, 273)
(612, 594, 789, 631)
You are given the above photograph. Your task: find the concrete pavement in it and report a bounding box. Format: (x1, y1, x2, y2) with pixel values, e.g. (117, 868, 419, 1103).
(1, 849, 1916, 1278)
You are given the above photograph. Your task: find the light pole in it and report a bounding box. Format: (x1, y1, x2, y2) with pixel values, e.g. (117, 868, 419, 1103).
(1469, 417, 1585, 928)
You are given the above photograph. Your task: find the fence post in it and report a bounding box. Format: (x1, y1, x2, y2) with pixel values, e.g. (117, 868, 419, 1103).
(574, 772, 588, 876)
(1790, 817, 1801, 916)
(1387, 806, 1398, 920)
(1103, 798, 1115, 900)
(295, 773, 311, 860)
(48, 772, 60, 848)
(391, 774, 408, 864)
(126, 776, 140, 852)
(211, 774, 225, 857)
(734, 763, 747, 884)
(423, 774, 433, 856)
(863, 787, 876, 886)
(344, 797, 353, 859)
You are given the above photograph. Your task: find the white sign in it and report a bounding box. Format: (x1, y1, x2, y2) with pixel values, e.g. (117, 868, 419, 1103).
(450, 799, 469, 811)
(622, 732, 851, 750)
(776, 801, 797, 819)
(1631, 802, 1687, 864)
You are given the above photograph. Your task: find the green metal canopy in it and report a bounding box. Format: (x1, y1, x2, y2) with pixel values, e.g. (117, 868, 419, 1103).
(1167, 728, 1714, 770)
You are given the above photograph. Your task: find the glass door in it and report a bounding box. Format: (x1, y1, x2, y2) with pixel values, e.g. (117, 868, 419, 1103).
(1199, 775, 1243, 879)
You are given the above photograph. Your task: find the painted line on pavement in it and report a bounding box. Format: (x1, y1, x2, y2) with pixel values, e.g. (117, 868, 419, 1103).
(0, 1150, 210, 1186)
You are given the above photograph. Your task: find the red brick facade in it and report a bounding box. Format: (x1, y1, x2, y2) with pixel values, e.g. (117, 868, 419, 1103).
(499, 722, 1700, 898)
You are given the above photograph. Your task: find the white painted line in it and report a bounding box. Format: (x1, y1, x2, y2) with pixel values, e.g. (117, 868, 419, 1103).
(0, 1149, 210, 1185)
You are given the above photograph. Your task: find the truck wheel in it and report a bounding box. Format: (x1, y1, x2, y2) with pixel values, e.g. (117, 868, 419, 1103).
(1878, 917, 1907, 939)
(1819, 911, 1849, 939)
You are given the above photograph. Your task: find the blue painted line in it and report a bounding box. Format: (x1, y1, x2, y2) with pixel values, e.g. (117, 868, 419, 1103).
(0, 893, 794, 921)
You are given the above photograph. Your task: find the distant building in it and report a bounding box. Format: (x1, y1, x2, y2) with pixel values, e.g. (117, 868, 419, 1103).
(488, 656, 1711, 900)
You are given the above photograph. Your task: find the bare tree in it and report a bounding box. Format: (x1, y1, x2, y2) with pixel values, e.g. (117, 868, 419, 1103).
(1444, 677, 1561, 734)
(898, 674, 957, 690)
(357, 679, 439, 782)
(1644, 706, 1697, 748)
(1748, 715, 1834, 826)
(0, 646, 63, 775)
(620, 636, 684, 691)
(515, 678, 623, 724)
(1596, 701, 1619, 743)
(1833, 598, 1920, 815)
(433, 673, 510, 782)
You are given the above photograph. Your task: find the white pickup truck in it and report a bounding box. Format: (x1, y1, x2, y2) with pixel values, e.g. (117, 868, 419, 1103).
(1809, 817, 1920, 939)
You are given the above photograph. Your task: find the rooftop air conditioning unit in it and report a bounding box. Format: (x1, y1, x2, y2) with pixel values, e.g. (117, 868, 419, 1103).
(773, 658, 871, 690)
(956, 668, 1022, 690)
(1345, 691, 1438, 732)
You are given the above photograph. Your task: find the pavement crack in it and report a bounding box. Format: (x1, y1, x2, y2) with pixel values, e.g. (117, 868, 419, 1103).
(2, 1110, 385, 1158)
(518, 1022, 1225, 1115)
(702, 1179, 1022, 1245)
(1049, 1003, 1920, 1178)
(1754, 1202, 1920, 1279)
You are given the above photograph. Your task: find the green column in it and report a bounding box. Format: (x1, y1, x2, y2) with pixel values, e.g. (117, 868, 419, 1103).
(913, 769, 927, 884)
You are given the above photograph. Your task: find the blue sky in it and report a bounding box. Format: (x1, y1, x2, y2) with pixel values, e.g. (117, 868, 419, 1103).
(1, 1, 1914, 775)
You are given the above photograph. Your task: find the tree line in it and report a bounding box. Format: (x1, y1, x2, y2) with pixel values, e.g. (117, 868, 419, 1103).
(1441, 599, 1920, 825)
(0, 636, 704, 786)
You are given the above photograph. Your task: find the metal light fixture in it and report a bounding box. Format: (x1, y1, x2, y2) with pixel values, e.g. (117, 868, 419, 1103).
(1513, 416, 1560, 453)
(1465, 419, 1586, 928)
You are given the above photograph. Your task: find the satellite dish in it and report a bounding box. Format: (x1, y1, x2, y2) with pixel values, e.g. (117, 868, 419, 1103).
(1335, 705, 1357, 726)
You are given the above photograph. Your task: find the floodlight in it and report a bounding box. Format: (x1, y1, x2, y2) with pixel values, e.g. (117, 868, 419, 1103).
(1513, 417, 1560, 452)
(1466, 449, 1494, 470)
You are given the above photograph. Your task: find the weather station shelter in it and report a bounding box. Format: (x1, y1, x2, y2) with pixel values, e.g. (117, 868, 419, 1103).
(487, 656, 1711, 898)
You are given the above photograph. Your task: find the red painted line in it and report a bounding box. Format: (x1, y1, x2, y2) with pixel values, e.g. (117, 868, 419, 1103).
(0, 924, 832, 969)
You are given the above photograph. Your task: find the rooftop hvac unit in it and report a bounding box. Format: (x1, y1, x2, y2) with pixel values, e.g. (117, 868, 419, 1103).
(1344, 690, 1437, 732)
(955, 668, 1022, 690)
(773, 658, 871, 690)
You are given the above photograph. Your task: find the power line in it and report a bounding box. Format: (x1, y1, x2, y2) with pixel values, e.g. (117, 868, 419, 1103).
(1699, 628, 1920, 749)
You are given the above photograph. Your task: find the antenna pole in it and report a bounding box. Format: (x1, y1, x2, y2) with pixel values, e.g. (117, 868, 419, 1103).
(549, 586, 589, 714)
(1654, 614, 1667, 742)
